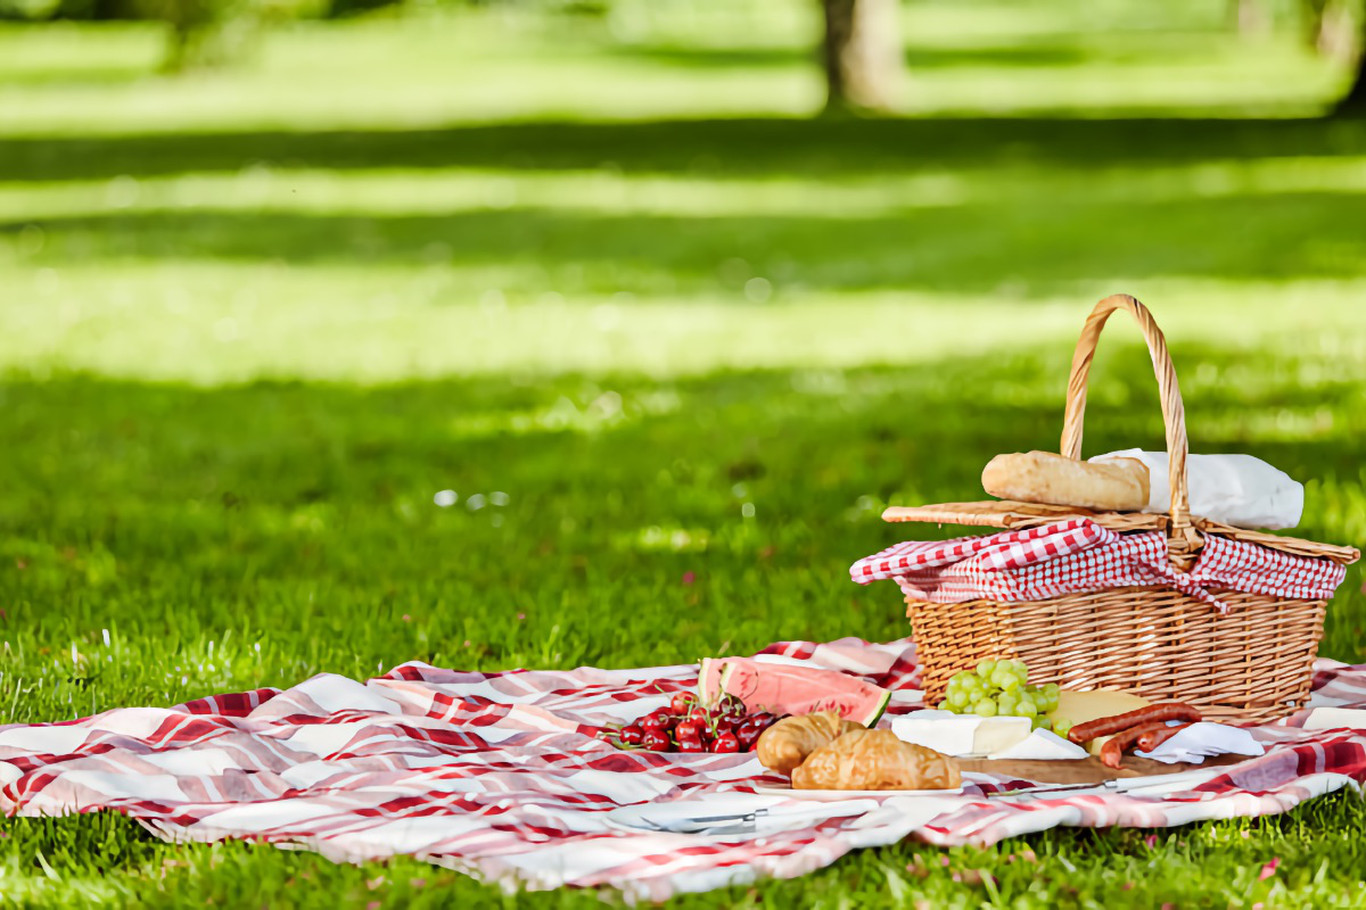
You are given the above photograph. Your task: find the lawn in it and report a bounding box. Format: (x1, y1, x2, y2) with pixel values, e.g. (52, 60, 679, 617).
(2, 0, 1365, 905)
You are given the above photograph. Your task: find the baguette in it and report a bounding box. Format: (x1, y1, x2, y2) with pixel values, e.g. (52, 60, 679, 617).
(982, 450, 1149, 512)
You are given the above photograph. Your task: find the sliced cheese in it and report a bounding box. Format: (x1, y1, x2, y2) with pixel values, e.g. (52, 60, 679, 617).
(989, 729, 1089, 761)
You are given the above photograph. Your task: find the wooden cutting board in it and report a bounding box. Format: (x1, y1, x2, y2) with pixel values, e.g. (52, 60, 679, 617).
(960, 752, 1244, 785)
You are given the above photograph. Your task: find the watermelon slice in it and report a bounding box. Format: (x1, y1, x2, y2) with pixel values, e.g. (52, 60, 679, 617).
(697, 657, 891, 725)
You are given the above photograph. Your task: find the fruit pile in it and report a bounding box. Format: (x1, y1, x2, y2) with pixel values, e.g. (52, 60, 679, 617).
(596, 692, 782, 753)
(939, 659, 1062, 731)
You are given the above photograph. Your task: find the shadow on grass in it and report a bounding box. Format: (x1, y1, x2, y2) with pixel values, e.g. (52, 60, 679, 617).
(5, 116, 1365, 183)
(1, 341, 1361, 668)
(6, 189, 1366, 292)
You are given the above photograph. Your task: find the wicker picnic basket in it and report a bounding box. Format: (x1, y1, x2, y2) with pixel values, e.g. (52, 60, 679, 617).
(885, 295, 1360, 724)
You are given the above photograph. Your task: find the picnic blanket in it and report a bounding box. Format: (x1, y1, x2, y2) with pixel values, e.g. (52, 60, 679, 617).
(2, 638, 1365, 900)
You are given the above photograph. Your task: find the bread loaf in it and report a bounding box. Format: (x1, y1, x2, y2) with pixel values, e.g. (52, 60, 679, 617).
(982, 450, 1149, 512)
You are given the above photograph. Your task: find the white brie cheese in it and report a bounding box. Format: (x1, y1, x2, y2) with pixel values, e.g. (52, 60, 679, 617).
(890, 712, 1030, 757)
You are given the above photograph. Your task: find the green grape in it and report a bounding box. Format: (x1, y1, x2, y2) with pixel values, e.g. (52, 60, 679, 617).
(999, 674, 1022, 692)
(1012, 660, 1030, 682)
(946, 689, 969, 711)
(996, 691, 1018, 715)
(975, 659, 998, 678)
(962, 675, 985, 697)
(1015, 696, 1039, 717)
(1030, 715, 1049, 731)
(1053, 718, 1073, 739)
(972, 697, 998, 717)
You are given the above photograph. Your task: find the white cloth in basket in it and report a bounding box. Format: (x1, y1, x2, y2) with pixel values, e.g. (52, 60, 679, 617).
(1090, 449, 1303, 530)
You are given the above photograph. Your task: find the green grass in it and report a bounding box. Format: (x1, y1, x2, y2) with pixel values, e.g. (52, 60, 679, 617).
(2, 1, 1366, 905)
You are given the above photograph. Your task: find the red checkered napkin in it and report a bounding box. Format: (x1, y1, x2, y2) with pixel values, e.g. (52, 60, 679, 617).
(855, 519, 1347, 612)
(851, 518, 1115, 583)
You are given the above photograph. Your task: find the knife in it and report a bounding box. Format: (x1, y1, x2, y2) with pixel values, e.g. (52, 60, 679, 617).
(985, 768, 1218, 799)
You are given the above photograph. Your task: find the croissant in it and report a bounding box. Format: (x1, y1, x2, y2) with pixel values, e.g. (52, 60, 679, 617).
(755, 711, 863, 775)
(791, 729, 961, 791)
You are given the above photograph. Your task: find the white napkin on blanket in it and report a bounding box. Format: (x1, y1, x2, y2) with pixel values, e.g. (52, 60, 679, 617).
(1090, 449, 1303, 530)
(1134, 722, 1265, 764)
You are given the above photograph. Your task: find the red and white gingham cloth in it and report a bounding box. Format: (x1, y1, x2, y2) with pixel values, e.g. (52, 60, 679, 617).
(851, 519, 1348, 613)
(2, 638, 1364, 899)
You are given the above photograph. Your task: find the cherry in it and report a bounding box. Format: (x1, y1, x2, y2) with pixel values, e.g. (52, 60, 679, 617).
(620, 724, 644, 746)
(720, 695, 748, 718)
(677, 738, 707, 753)
(687, 705, 711, 724)
(674, 719, 704, 743)
(711, 731, 741, 753)
(642, 709, 673, 732)
(751, 712, 780, 731)
(641, 729, 672, 751)
(670, 692, 697, 715)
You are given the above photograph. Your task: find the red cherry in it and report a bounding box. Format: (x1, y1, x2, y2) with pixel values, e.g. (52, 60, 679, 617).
(677, 738, 707, 753)
(642, 730, 671, 751)
(670, 692, 697, 715)
(735, 728, 760, 751)
(711, 732, 741, 753)
(687, 705, 711, 723)
(620, 724, 644, 746)
(675, 719, 704, 742)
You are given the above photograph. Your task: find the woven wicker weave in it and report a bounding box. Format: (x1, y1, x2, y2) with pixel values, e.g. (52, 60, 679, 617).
(898, 295, 1358, 723)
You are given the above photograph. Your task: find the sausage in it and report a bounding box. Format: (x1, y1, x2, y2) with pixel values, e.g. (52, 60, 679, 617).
(1067, 703, 1202, 745)
(1098, 722, 1170, 769)
(1136, 722, 1192, 753)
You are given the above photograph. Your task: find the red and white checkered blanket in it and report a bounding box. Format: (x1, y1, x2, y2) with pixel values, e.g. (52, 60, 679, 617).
(851, 519, 1348, 613)
(2, 639, 1364, 899)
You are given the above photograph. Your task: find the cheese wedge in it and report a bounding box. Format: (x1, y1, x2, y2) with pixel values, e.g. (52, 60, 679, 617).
(1048, 689, 1151, 735)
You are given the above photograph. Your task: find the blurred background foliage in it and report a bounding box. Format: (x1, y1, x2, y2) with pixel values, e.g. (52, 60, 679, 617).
(0, 0, 1361, 109)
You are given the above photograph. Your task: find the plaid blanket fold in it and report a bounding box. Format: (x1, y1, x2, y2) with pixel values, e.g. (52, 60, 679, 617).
(1, 638, 1363, 899)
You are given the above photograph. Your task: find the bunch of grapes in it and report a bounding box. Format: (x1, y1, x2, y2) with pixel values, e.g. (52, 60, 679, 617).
(939, 659, 1061, 730)
(595, 692, 781, 753)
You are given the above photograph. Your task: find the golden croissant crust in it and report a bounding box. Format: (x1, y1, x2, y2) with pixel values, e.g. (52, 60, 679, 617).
(755, 711, 863, 775)
(790, 729, 961, 791)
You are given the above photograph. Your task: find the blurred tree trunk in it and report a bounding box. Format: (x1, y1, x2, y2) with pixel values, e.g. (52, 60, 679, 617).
(821, 0, 900, 113)
(1335, 5, 1366, 114)
(1303, 0, 1356, 59)
(1230, 0, 1268, 34)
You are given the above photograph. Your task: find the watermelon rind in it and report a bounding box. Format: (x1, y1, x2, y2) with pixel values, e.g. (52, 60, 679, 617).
(696, 657, 721, 705)
(861, 688, 892, 726)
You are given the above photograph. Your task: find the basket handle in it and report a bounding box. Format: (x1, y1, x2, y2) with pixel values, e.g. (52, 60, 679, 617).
(1059, 295, 1202, 564)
